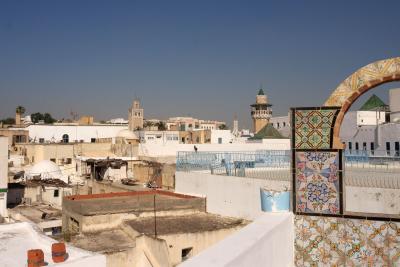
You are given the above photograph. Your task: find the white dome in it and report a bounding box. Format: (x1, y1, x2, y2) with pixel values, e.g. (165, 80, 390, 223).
(116, 129, 139, 139)
(29, 160, 62, 179)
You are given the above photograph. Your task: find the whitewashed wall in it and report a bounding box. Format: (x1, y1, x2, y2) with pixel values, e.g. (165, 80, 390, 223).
(140, 140, 290, 157)
(0, 137, 8, 217)
(175, 171, 290, 220)
(179, 212, 294, 267)
(27, 124, 127, 143)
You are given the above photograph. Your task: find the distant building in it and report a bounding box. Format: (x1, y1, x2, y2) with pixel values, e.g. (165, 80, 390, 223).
(166, 117, 225, 131)
(251, 88, 272, 133)
(340, 91, 400, 156)
(270, 114, 291, 138)
(0, 137, 8, 218)
(389, 88, 400, 123)
(108, 118, 128, 124)
(232, 116, 239, 137)
(128, 99, 144, 131)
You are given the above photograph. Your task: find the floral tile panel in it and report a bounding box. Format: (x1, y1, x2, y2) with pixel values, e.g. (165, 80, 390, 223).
(295, 151, 340, 215)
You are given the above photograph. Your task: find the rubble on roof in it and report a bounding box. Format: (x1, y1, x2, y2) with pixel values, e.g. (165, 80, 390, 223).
(21, 177, 71, 188)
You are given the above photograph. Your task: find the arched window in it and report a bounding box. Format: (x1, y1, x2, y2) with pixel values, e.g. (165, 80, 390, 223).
(62, 134, 69, 143)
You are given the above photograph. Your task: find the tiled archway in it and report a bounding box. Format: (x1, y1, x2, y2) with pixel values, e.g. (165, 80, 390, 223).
(324, 57, 400, 149)
(292, 57, 400, 219)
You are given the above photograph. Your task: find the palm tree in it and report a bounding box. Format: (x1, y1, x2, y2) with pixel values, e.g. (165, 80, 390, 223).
(16, 106, 25, 115)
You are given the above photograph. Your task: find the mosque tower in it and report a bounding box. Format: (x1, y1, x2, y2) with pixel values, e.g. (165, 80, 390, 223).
(128, 99, 144, 131)
(251, 87, 272, 133)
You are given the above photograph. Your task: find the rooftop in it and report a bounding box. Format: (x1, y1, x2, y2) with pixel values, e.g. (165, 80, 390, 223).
(359, 94, 388, 111)
(127, 213, 246, 236)
(9, 204, 61, 224)
(70, 229, 136, 253)
(250, 123, 285, 139)
(0, 222, 105, 267)
(63, 190, 205, 216)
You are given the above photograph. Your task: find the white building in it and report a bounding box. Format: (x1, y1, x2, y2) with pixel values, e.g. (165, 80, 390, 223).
(0, 137, 8, 218)
(138, 130, 180, 145)
(26, 124, 127, 143)
(210, 130, 233, 144)
(389, 88, 400, 123)
(166, 117, 225, 131)
(356, 111, 386, 126)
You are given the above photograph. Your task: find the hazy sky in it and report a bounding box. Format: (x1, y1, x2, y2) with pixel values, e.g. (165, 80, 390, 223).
(1, 1, 399, 128)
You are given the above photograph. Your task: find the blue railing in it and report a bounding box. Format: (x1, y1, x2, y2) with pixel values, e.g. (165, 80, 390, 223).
(176, 151, 291, 179)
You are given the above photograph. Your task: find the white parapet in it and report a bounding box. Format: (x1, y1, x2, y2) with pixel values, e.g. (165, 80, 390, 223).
(179, 212, 294, 267)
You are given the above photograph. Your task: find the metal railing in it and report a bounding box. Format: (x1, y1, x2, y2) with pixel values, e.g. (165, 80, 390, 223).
(176, 150, 291, 180)
(176, 149, 400, 187)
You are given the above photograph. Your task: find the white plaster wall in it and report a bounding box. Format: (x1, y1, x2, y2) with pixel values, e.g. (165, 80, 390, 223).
(162, 227, 243, 266)
(179, 212, 294, 267)
(41, 187, 72, 208)
(27, 124, 127, 143)
(0, 137, 8, 217)
(210, 130, 232, 144)
(345, 186, 400, 217)
(356, 111, 386, 126)
(175, 171, 290, 220)
(139, 141, 290, 157)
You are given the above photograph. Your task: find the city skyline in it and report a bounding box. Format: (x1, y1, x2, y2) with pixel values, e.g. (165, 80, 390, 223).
(1, 1, 400, 128)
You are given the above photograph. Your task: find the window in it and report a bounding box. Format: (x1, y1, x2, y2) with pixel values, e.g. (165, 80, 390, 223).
(66, 158, 72, 164)
(54, 189, 59, 197)
(283, 122, 286, 127)
(355, 142, 359, 151)
(91, 138, 96, 143)
(218, 137, 222, 144)
(181, 247, 193, 261)
(348, 142, 352, 151)
(62, 134, 69, 143)
(395, 142, 400, 156)
(386, 142, 391, 156)
(370, 142, 375, 155)
(50, 158, 56, 163)
(15, 135, 26, 143)
(39, 138, 45, 143)
(362, 142, 367, 151)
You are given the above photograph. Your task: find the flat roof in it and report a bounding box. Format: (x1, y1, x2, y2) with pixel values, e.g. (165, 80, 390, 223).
(0, 222, 105, 267)
(9, 204, 61, 224)
(70, 229, 135, 253)
(64, 190, 204, 216)
(127, 213, 246, 236)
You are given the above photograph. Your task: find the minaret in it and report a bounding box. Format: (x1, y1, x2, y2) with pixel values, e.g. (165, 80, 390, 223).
(128, 99, 144, 131)
(232, 115, 239, 137)
(251, 87, 272, 133)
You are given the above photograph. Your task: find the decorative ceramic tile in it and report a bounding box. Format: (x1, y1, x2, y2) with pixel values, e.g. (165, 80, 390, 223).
(301, 216, 326, 265)
(363, 220, 388, 265)
(324, 57, 400, 107)
(386, 222, 400, 266)
(294, 109, 339, 149)
(323, 217, 346, 265)
(295, 207, 400, 265)
(344, 219, 371, 266)
(295, 151, 340, 215)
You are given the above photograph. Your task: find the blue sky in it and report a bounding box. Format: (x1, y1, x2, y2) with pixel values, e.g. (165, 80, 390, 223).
(0, 1, 399, 128)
